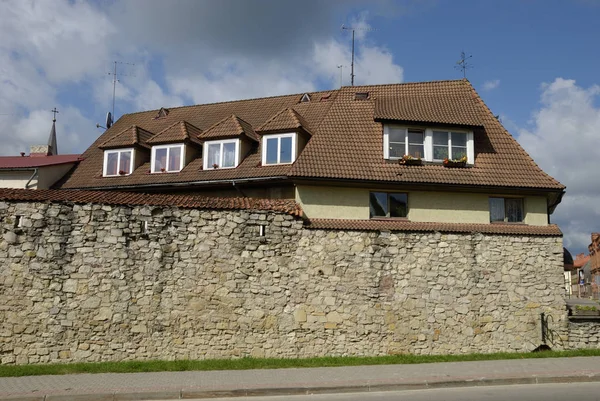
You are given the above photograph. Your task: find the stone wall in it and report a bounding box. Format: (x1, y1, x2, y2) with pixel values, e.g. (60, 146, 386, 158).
(568, 321, 600, 349)
(0, 200, 568, 365)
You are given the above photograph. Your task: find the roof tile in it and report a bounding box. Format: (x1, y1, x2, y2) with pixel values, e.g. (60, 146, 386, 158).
(147, 121, 203, 146)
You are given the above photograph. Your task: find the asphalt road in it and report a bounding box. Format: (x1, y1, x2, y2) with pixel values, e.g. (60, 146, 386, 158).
(172, 382, 600, 401)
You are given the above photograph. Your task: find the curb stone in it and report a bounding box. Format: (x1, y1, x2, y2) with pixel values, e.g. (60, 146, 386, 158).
(3, 374, 600, 400)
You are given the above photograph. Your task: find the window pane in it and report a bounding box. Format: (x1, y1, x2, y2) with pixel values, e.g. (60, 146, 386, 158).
(451, 146, 467, 160)
(266, 137, 278, 164)
(154, 148, 167, 172)
(389, 143, 404, 158)
(489, 198, 505, 222)
(106, 152, 118, 176)
(433, 131, 448, 145)
(433, 146, 448, 160)
(369, 192, 388, 218)
(168, 146, 182, 171)
(388, 127, 405, 142)
(451, 132, 467, 147)
(408, 131, 424, 158)
(505, 199, 524, 222)
(207, 143, 220, 168)
(389, 193, 408, 217)
(222, 142, 236, 167)
(280, 136, 292, 163)
(119, 151, 131, 174)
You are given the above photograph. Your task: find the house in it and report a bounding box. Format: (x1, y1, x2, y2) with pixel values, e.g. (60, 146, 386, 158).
(0, 116, 82, 189)
(589, 233, 600, 298)
(56, 79, 564, 232)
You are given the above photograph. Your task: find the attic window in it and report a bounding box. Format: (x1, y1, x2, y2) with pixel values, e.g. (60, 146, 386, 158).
(355, 92, 369, 100)
(300, 93, 311, 103)
(154, 107, 170, 119)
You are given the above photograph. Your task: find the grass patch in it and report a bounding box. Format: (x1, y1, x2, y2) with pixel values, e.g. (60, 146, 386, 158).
(2, 349, 600, 377)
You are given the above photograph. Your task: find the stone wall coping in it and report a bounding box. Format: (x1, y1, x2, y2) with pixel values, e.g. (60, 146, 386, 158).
(0, 188, 303, 216)
(306, 218, 563, 236)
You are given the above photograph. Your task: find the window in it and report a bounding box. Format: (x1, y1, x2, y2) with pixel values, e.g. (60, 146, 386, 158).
(432, 131, 468, 161)
(369, 192, 408, 218)
(385, 127, 425, 159)
(262, 133, 296, 165)
(384, 125, 474, 163)
(489, 197, 524, 223)
(203, 139, 238, 169)
(103, 148, 134, 177)
(151, 144, 184, 173)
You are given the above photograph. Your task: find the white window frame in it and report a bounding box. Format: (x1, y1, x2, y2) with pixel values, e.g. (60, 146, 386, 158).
(103, 148, 134, 177)
(383, 125, 474, 164)
(430, 129, 474, 163)
(262, 133, 297, 165)
(151, 144, 185, 173)
(202, 139, 240, 170)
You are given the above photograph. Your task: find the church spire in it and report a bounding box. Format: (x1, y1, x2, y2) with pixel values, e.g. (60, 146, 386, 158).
(48, 108, 59, 155)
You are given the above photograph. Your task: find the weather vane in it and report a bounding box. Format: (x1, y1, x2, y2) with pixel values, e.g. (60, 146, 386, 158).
(455, 51, 473, 79)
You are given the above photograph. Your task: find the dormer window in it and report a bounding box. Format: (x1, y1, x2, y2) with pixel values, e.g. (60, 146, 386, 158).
(262, 133, 296, 165)
(151, 144, 184, 173)
(203, 139, 239, 169)
(383, 124, 474, 164)
(103, 148, 134, 177)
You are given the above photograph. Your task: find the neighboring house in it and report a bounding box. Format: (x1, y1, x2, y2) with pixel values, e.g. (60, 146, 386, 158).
(0, 117, 82, 189)
(56, 79, 564, 233)
(589, 233, 600, 298)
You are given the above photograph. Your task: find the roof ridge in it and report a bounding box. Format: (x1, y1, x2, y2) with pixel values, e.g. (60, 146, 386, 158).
(121, 89, 340, 119)
(341, 78, 468, 91)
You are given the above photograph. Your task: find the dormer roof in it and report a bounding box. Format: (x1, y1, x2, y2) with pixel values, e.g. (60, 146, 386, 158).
(257, 107, 312, 136)
(374, 82, 482, 127)
(147, 121, 203, 146)
(200, 114, 258, 142)
(99, 125, 154, 150)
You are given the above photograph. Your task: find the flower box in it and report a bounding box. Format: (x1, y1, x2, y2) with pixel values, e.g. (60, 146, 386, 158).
(399, 155, 422, 166)
(443, 160, 466, 168)
(443, 156, 468, 168)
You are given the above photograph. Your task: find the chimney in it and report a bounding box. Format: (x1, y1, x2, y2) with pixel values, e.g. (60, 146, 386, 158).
(30, 145, 50, 157)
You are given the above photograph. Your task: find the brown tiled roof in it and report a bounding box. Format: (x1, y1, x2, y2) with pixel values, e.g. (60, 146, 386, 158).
(201, 114, 258, 142)
(288, 80, 564, 191)
(147, 121, 203, 146)
(57, 80, 563, 193)
(99, 125, 154, 149)
(258, 108, 312, 134)
(0, 188, 302, 216)
(306, 219, 562, 236)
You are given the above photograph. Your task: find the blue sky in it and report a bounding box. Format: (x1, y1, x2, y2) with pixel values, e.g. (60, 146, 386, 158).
(0, 0, 599, 254)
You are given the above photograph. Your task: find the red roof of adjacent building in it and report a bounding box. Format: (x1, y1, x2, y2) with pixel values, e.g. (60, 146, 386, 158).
(0, 154, 82, 169)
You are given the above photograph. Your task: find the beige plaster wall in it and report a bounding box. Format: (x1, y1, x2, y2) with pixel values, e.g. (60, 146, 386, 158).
(37, 164, 76, 189)
(0, 171, 36, 189)
(296, 185, 549, 226)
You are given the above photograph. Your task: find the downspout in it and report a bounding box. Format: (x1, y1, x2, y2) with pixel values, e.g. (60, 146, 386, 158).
(25, 168, 38, 189)
(231, 180, 248, 197)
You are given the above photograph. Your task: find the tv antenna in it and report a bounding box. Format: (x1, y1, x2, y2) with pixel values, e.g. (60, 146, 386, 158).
(455, 51, 473, 79)
(341, 24, 374, 86)
(107, 61, 135, 121)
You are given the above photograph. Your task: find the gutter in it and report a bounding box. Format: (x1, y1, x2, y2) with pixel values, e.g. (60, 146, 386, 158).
(71, 176, 290, 191)
(25, 168, 38, 189)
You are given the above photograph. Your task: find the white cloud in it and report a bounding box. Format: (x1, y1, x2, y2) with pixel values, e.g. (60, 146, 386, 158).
(482, 79, 500, 91)
(518, 78, 600, 253)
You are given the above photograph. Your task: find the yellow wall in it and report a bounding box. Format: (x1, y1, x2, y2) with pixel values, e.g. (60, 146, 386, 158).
(0, 164, 76, 190)
(296, 185, 549, 226)
(0, 171, 36, 189)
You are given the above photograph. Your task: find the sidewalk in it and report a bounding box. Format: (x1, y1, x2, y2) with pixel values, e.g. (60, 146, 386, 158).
(1, 356, 600, 400)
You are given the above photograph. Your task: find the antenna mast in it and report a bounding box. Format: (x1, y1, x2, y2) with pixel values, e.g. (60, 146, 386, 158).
(455, 51, 473, 79)
(341, 24, 374, 86)
(107, 61, 135, 120)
